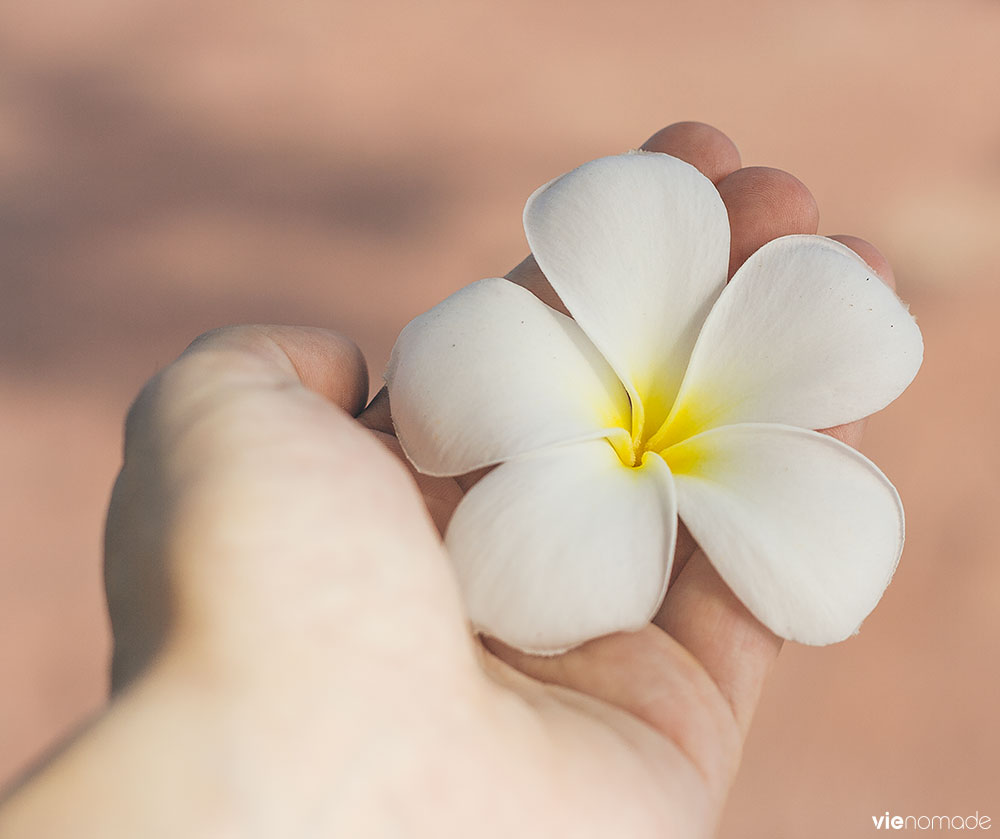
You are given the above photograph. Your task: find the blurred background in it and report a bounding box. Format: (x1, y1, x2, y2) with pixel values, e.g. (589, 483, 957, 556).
(1, 0, 997, 833)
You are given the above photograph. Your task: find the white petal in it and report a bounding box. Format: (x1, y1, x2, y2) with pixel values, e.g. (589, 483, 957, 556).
(667, 423, 904, 644)
(446, 439, 677, 653)
(524, 152, 730, 433)
(656, 235, 923, 444)
(386, 278, 631, 476)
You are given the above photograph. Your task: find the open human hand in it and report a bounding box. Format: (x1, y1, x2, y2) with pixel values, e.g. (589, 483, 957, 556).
(0, 122, 902, 839)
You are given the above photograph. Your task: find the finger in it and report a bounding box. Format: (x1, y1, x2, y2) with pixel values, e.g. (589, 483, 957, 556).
(483, 629, 744, 795)
(183, 324, 369, 415)
(640, 121, 741, 183)
(718, 166, 820, 279)
(654, 553, 782, 734)
(507, 121, 742, 311)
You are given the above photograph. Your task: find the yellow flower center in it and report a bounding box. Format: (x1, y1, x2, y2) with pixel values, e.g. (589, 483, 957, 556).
(607, 383, 711, 473)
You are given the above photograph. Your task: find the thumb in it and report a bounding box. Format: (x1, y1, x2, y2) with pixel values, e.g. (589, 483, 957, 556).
(105, 325, 470, 690)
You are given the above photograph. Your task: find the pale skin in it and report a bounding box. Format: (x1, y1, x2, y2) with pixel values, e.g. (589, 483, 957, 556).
(0, 123, 899, 838)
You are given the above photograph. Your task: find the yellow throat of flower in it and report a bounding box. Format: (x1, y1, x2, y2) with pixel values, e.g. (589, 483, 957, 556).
(607, 384, 710, 473)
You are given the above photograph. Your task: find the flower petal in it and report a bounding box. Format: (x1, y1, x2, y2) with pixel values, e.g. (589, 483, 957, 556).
(667, 423, 904, 644)
(655, 235, 923, 445)
(386, 278, 631, 476)
(524, 152, 730, 433)
(446, 439, 677, 653)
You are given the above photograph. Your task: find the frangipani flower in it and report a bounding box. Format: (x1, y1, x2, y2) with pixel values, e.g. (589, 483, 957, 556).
(386, 151, 923, 654)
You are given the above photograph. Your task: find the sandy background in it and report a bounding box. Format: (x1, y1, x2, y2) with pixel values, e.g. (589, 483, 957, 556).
(1, 0, 998, 833)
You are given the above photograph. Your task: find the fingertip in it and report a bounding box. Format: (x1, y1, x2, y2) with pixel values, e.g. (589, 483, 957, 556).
(718, 167, 820, 278)
(641, 122, 742, 184)
(184, 324, 370, 415)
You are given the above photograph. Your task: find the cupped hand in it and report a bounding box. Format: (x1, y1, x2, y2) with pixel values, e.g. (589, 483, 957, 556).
(0, 123, 897, 839)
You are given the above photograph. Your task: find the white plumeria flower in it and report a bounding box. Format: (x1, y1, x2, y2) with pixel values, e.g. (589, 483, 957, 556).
(386, 151, 923, 654)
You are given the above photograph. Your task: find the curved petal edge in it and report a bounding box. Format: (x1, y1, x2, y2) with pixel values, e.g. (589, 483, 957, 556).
(668, 423, 904, 645)
(659, 235, 923, 443)
(385, 278, 631, 476)
(524, 151, 731, 434)
(446, 440, 677, 653)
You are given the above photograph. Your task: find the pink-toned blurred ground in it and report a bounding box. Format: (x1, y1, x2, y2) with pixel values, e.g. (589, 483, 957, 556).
(1, 0, 997, 833)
